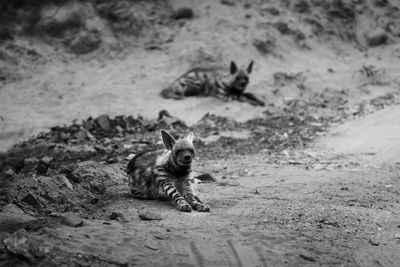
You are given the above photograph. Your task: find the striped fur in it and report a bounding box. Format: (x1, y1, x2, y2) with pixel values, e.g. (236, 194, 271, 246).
(127, 130, 210, 212)
(160, 61, 265, 106)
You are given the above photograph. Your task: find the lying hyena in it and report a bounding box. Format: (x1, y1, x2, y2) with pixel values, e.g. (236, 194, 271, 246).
(127, 130, 210, 212)
(160, 60, 265, 106)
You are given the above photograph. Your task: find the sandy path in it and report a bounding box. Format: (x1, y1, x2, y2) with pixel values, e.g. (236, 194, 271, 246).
(315, 104, 400, 166)
(27, 152, 399, 266)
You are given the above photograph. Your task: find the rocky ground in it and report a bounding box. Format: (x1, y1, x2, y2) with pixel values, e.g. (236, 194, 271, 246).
(1, 0, 400, 266)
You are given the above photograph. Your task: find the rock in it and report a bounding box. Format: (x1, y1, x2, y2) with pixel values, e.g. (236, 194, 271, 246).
(0, 204, 37, 232)
(3, 229, 50, 263)
(274, 21, 291, 35)
(219, 0, 235, 6)
(253, 38, 276, 54)
(61, 213, 84, 227)
(115, 125, 124, 134)
(110, 212, 125, 221)
(293, 0, 310, 13)
(36, 156, 53, 175)
(89, 197, 99, 205)
(89, 181, 106, 194)
(1, 168, 15, 180)
(95, 114, 112, 132)
(299, 253, 316, 262)
(22, 158, 39, 173)
(220, 0, 235, 6)
(56, 175, 73, 190)
(60, 165, 82, 183)
(105, 157, 118, 164)
(263, 7, 280, 15)
(69, 31, 102, 54)
(366, 28, 388, 47)
(138, 210, 162, 221)
(82, 117, 97, 131)
(1, 204, 26, 215)
(172, 8, 194, 20)
(21, 193, 41, 208)
(126, 154, 136, 160)
(73, 128, 94, 140)
(194, 173, 217, 182)
(369, 237, 380, 246)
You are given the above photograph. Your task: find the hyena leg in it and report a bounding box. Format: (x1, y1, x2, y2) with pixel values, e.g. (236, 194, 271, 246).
(156, 177, 192, 212)
(182, 181, 210, 212)
(240, 92, 265, 106)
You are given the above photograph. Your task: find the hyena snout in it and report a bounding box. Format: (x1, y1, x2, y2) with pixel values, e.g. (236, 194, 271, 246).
(178, 152, 193, 165)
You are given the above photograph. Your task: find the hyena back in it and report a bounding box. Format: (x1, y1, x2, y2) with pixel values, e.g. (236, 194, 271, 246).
(127, 130, 210, 212)
(160, 61, 265, 106)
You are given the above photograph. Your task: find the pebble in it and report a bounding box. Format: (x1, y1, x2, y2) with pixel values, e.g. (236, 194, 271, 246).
(61, 212, 84, 227)
(138, 210, 162, 221)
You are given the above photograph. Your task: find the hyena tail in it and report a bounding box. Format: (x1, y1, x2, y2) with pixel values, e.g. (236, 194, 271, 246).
(160, 86, 184, 100)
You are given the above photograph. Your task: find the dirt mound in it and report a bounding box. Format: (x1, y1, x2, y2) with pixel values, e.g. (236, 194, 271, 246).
(0, 99, 329, 219)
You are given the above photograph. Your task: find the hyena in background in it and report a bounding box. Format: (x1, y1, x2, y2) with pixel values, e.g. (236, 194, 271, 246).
(127, 130, 210, 212)
(160, 60, 265, 106)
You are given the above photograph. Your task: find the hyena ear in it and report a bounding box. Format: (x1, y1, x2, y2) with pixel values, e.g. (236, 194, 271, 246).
(161, 130, 176, 150)
(184, 132, 194, 143)
(230, 61, 238, 75)
(247, 60, 254, 74)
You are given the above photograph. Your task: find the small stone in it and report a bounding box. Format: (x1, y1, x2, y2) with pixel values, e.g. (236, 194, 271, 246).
(36, 156, 53, 175)
(299, 253, 316, 262)
(69, 31, 101, 54)
(0, 204, 37, 232)
(366, 28, 388, 47)
(263, 7, 280, 15)
(172, 8, 194, 20)
(106, 157, 118, 164)
(61, 212, 84, 227)
(57, 175, 73, 190)
(89, 197, 99, 205)
(23, 158, 39, 173)
(126, 154, 136, 160)
(369, 238, 380, 246)
(89, 181, 107, 194)
(73, 129, 89, 140)
(60, 165, 81, 183)
(21, 193, 41, 208)
(82, 118, 97, 131)
(138, 210, 162, 221)
(2, 168, 15, 179)
(1, 204, 26, 215)
(220, 0, 235, 6)
(123, 144, 133, 150)
(115, 125, 124, 133)
(95, 114, 112, 132)
(110, 212, 125, 221)
(194, 173, 217, 182)
(3, 229, 50, 263)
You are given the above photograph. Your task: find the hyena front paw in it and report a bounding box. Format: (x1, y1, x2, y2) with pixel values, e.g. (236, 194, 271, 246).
(192, 202, 210, 212)
(178, 203, 193, 212)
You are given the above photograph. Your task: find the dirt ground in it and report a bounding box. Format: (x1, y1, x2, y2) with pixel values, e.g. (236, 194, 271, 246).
(1, 0, 400, 266)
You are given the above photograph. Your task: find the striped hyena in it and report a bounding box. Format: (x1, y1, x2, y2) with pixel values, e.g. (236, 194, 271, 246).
(127, 130, 210, 212)
(160, 60, 265, 106)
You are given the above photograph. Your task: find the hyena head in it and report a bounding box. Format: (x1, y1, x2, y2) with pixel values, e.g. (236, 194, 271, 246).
(161, 130, 196, 166)
(226, 60, 254, 93)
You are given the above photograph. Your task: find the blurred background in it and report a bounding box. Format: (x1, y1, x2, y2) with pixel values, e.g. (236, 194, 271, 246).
(1, 0, 399, 152)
